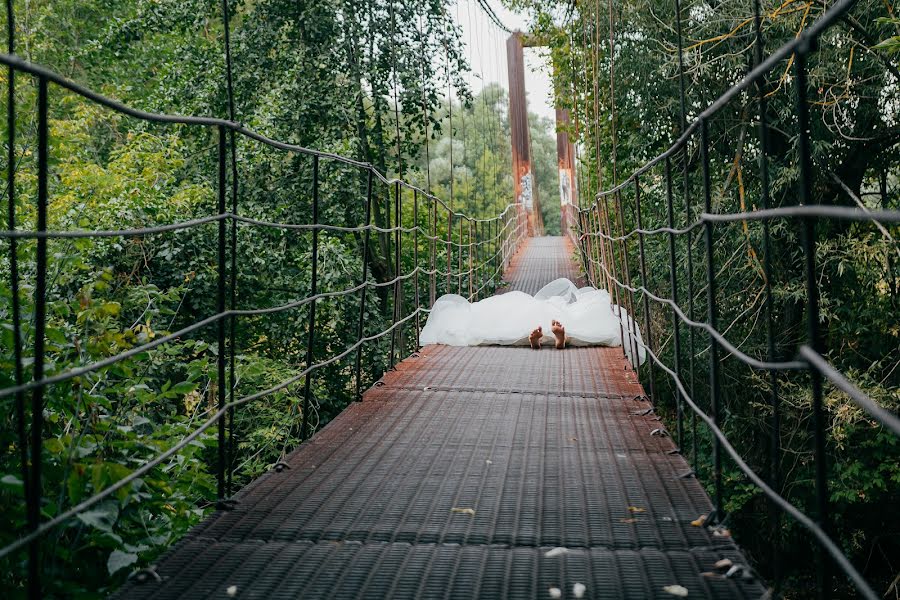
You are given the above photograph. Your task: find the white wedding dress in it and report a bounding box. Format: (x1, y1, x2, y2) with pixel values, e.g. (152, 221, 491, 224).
(420, 278, 646, 366)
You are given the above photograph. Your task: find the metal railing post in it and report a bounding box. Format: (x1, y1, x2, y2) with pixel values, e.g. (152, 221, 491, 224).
(226, 139, 238, 498)
(413, 189, 420, 346)
(604, 196, 627, 359)
(221, 0, 239, 498)
(583, 209, 596, 285)
(390, 182, 401, 368)
(300, 155, 320, 440)
(458, 216, 464, 295)
(675, 0, 698, 471)
(494, 217, 500, 292)
(753, 0, 782, 586)
(469, 219, 478, 302)
(664, 157, 685, 452)
(577, 210, 592, 286)
(216, 126, 228, 503)
(27, 74, 49, 600)
(796, 42, 830, 599)
(430, 198, 437, 306)
(6, 7, 33, 597)
(700, 120, 723, 519)
(614, 190, 640, 367)
(355, 171, 374, 400)
(446, 207, 452, 294)
(635, 177, 655, 401)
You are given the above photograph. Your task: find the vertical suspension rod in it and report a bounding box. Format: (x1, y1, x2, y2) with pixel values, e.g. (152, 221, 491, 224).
(664, 157, 685, 451)
(216, 127, 228, 503)
(390, 182, 401, 368)
(700, 121, 723, 518)
(635, 177, 655, 399)
(28, 74, 49, 600)
(301, 156, 320, 441)
(5, 7, 33, 597)
(355, 171, 374, 401)
(795, 42, 829, 598)
(754, 0, 782, 587)
(414, 190, 420, 346)
(221, 0, 240, 498)
(675, 0, 698, 471)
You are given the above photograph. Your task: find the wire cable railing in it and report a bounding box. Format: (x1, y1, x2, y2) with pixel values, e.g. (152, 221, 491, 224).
(565, 0, 897, 596)
(579, 205, 900, 242)
(0, 51, 529, 596)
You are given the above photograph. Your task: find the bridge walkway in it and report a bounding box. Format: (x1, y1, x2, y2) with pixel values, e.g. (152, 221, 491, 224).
(116, 236, 765, 599)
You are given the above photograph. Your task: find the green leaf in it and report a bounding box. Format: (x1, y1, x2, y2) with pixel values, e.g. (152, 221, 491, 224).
(68, 470, 85, 503)
(170, 381, 197, 395)
(873, 37, 900, 54)
(46, 328, 69, 346)
(76, 507, 117, 533)
(107, 550, 138, 575)
(101, 301, 122, 316)
(0, 474, 24, 489)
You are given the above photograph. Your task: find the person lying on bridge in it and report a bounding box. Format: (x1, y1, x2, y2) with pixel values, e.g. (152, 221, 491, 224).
(420, 278, 645, 366)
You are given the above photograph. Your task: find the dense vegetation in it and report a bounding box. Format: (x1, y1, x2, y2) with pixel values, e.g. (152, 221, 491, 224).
(0, 0, 565, 596)
(511, 0, 899, 595)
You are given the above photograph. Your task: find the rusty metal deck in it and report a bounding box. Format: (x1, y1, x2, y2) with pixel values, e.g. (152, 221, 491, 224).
(502, 235, 582, 294)
(115, 237, 765, 599)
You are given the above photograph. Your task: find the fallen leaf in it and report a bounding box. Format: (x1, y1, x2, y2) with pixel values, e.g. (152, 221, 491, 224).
(714, 558, 733, 570)
(690, 515, 707, 527)
(226, 585, 238, 597)
(544, 547, 569, 558)
(627, 506, 646, 513)
(725, 564, 744, 578)
(573, 582, 586, 598)
(660, 516, 674, 522)
(485, 460, 493, 465)
(713, 528, 732, 538)
(549, 587, 562, 599)
(620, 517, 638, 524)
(569, 437, 578, 441)
(451, 507, 475, 516)
(663, 584, 689, 597)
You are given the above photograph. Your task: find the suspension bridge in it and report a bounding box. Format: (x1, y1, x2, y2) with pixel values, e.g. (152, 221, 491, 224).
(1, 0, 899, 598)
(110, 235, 764, 599)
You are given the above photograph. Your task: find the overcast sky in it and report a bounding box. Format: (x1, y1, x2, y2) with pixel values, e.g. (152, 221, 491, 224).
(452, 0, 556, 122)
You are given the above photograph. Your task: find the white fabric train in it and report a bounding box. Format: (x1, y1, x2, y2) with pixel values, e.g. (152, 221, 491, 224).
(419, 277, 646, 366)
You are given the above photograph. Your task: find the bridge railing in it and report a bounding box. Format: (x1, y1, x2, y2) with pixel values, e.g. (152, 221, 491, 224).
(569, 0, 898, 597)
(0, 52, 528, 596)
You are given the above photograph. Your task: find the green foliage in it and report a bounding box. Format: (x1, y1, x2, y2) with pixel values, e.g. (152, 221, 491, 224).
(0, 0, 517, 596)
(874, 17, 900, 53)
(510, 0, 899, 594)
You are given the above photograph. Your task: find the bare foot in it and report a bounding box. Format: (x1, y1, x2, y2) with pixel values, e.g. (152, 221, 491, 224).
(551, 320, 566, 350)
(529, 326, 543, 350)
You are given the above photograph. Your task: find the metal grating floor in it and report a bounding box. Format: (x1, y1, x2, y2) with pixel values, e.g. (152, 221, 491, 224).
(502, 236, 583, 294)
(115, 238, 765, 599)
